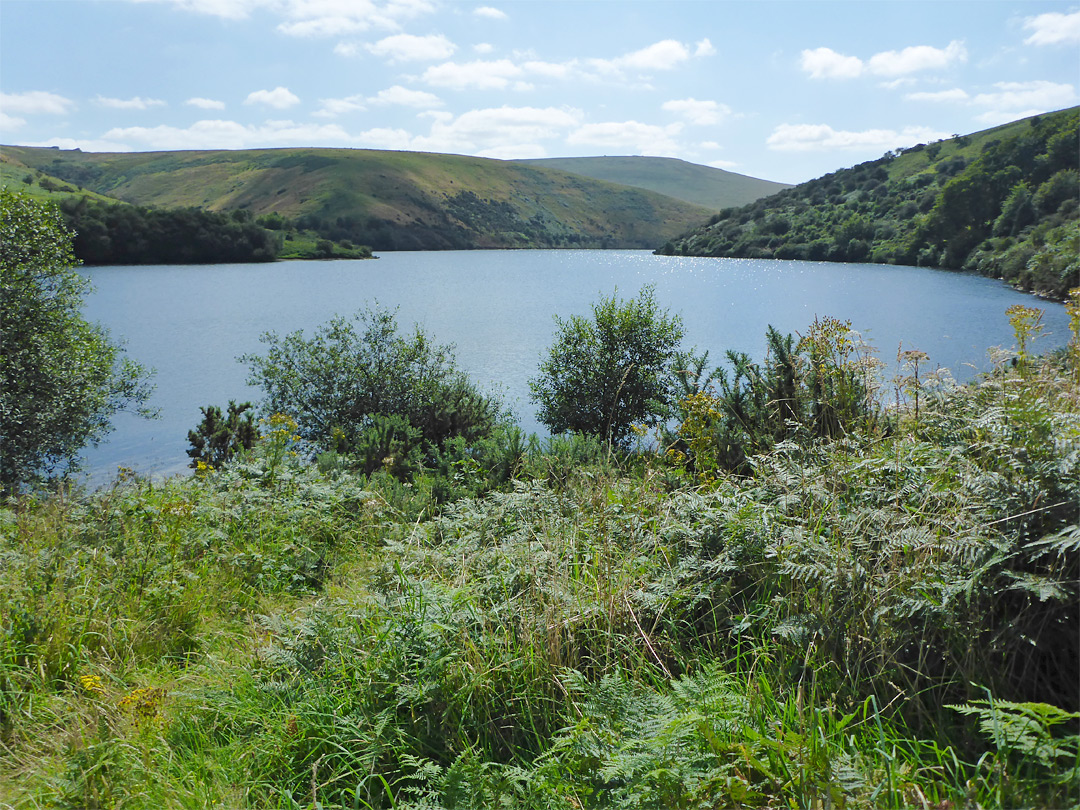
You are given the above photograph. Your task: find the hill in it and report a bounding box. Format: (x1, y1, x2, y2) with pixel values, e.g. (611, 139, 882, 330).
(515, 155, 790, 209)
(0, 146, 717, 252)
(659, 108, 1079, 299)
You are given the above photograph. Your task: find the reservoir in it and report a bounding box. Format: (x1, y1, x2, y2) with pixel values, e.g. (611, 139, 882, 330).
(78, 250, 1071, 483)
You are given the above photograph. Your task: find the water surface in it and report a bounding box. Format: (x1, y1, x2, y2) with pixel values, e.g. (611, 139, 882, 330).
(79, 250, 1070, 484)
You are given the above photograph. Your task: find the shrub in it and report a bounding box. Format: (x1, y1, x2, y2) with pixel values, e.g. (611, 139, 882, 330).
(186, 400, 258, 469)
(530, 285, 684, 446)
(242, 305, 502, 462)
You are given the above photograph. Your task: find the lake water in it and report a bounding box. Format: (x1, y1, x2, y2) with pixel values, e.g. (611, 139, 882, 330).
(79, 250, 1071, 485)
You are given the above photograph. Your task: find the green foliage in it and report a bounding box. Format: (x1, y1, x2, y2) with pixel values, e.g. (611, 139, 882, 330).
(949, 698, 1079, 806)
(3, 308, 1079, 808)
(59, 196, 281, 264)
(662, 108, 1080, 299)
(186, 400, 259, 469)
(0, 190, 155, 494)
(530, 285, 685, 446)
(672, 319, 880, 478)
(242, 305, 503, 465)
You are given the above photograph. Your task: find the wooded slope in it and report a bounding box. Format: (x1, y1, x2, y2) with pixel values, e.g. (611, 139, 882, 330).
(659, 108, 1079, 299)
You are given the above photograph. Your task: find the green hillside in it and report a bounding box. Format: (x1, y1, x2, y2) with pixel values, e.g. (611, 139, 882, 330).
(659, 108, 1079, 299)
(517, 155, 790, 209)
(1, 146, 717, 251)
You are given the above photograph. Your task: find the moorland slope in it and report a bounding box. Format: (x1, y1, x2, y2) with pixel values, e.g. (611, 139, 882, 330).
(1, 146, 723, 251)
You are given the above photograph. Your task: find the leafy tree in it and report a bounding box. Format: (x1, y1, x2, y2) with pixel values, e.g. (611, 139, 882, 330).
(241, 306, 501, 458)
(530, 285, 684, 446)
(0, 191, 154, 493)
(186, 400, 259, 469)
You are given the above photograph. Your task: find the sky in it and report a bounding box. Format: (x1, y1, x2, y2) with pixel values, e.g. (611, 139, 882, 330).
(1, 0, 1078, 185)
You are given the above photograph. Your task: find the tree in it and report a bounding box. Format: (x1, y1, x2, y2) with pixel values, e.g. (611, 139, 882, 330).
(241, 305, 501, 456)
(530, 285, 684, 446)
(0, 191, 154, 494)
(186, 401, 259, 469)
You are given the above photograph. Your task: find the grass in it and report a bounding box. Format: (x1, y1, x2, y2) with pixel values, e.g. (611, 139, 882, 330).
(1, 145, 715, 251)
(1, 319, 1078, 808)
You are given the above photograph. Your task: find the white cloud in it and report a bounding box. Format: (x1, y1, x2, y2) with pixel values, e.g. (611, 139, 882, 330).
(473, 6, 507, 20)
(186, 97, 226, 110)
(567, 120, 684, 155)
(800, 47, 863, 79)
(867, 40, 966, 77)
(412, 105, 582, 156)
(366, 33, 456, 62)
(695, 38, 716, 57)
(422, 59, 523, 90)
(21, 136, 133, 152)
(135, 0, 435, 33)
(767, 122, 948, 152)
(473, 42, 494, 54)
(95, 95, 167, 110)
(522, 60, 573, 80)
(1023, 10, 1080, 45)
(279, 15, 369, 37)
(973, 109, 1048, 127)
(905, 88, 970, 103)
(0, 90, 75, 115)
(130, 0, 265, 20)
(973, 80, 1078, 112)
(801, 40, 966, 80)
(0, 112, 27, 130)
(314, 94, 367, 117)
(353, 127, 416, 150)
(334, 42, 362, 57)
(101, 118, 356, 150)
(593, 39, 691, 75)
(370, 85, 443, 108)
(244, 86, 301, 109)
(662, 98, 731, 126)
(274, 0, 435, 36)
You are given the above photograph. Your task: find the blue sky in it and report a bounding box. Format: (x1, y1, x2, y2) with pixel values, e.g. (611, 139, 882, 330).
(1, 0, 1078, 184)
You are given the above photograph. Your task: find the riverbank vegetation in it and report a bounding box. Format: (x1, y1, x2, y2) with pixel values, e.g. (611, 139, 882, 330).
(2, 189, 1078, 807)
(3, 294, 1078, 807)
(660, 107, 1079, 300)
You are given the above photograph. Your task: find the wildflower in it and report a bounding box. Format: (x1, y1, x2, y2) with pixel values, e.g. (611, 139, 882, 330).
(78, 674, 105, 695)
(119, 686, 167, 727)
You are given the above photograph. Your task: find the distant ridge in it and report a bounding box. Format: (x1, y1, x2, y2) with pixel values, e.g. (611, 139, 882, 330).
(0, 146, 717, 252)
(515, 156, 791, 210)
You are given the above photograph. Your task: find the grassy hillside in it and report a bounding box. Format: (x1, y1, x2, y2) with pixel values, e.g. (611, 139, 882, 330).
(1, 146, 717, 251)
(660, 108, 1079, 299)
(517, 155, 790, 209)
(2, 311, 1078, 808)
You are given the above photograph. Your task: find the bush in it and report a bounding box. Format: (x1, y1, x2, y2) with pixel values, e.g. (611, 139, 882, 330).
(186, 401, 258, 469)
(241, 305, 502, 463)
(530, 285, 684, 446)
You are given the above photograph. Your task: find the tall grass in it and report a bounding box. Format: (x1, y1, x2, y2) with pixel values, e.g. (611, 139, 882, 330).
(1, 331, 1077, 808)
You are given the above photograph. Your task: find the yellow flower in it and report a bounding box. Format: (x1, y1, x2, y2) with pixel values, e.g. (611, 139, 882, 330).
(119, 686, 167, 727)
(78, 674, 105, 695)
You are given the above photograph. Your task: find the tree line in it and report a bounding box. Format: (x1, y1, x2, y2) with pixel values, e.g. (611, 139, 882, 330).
(58, 197, 281, 265)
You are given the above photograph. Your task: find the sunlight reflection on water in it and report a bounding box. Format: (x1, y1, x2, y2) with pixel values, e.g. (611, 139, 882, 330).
(78, 250, 1069, 486)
